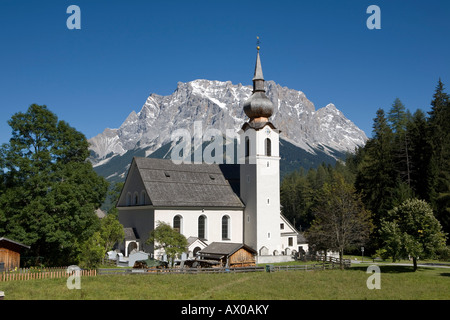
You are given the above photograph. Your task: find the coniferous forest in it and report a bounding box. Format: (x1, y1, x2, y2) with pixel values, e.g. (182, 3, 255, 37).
(281, 80, 450, 262)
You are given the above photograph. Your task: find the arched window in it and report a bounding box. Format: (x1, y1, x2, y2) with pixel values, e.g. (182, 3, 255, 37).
(134, 192, 139, 205)
(193, 246, 202, 256)
(265, 138, 271, 156)
(198, 215, 207, 240)
(140, 190, 146, 205)
(173, 215, 182, 233)
(222, 215, 230, 240)
(127, 242, 138, 256)
(126, 192, 132, 206)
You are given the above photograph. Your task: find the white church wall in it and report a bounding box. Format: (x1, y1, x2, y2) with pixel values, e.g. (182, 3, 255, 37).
(257, 255, 294, 264)
(154, 208, 244, 245)
(279, 215, 300, 255)
(280, 234, 298, 254)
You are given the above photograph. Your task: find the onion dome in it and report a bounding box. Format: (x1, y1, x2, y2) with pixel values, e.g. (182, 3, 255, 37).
(243, 48, 274, 121)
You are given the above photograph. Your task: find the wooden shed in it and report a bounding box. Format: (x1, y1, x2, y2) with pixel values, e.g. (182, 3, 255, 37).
(198, 242, 257, 267)
(0, 237, 30, 271)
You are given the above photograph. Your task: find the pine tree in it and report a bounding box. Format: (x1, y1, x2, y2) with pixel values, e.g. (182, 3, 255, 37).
(280, 169, 314, 230)
(388, 98, 408, 134)
(407, 109, 432, 201)
(356, 109, 396, 227)
(427, 79, 450, 235)
(388, 98, 412, 188)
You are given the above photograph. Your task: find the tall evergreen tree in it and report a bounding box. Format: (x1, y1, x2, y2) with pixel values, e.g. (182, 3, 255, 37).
(356, 109, 397, 229)
(281, 169, 314, 230)
(427, 79, 450, 235)
(388, 98, 408, 134)
(407, 109, 432, 201)
(388, 98, 412, 188)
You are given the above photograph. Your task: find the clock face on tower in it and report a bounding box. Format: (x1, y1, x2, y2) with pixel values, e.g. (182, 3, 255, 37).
(265, 127, 271, 135)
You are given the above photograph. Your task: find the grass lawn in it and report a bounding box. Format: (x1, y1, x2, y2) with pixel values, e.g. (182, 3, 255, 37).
(1, 265, 449, 300)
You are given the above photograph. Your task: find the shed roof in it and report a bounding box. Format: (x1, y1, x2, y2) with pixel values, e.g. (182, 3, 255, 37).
(199, 242, 257, 258)
(132, 157, 244, 208)
(0, 237, 30, 249)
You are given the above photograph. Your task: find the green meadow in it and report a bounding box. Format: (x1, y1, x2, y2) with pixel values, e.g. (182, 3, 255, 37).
(1, 265, 449, 300)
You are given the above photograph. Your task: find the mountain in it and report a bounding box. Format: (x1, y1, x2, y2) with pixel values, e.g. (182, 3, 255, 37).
(88, 79, 367, 182)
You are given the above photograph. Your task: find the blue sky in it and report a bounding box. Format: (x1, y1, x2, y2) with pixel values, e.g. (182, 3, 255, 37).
(0, 0, 449, 146)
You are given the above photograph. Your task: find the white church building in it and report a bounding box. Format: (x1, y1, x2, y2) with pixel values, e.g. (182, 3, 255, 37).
(117, 48, 306, 263)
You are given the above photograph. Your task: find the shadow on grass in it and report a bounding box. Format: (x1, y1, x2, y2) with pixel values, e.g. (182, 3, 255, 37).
(440, 273, 450, 277)
(348, 265, 417, 273)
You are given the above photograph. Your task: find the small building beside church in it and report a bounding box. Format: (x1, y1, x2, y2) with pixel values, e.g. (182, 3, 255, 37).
(197, 242, 257, 267)
(0, 237, 30, 271)
(117, 47, 305, 263)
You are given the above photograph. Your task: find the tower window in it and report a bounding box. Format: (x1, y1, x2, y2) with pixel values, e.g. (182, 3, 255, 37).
(245, 136, 250, 164)
(265, 138, 272, 156)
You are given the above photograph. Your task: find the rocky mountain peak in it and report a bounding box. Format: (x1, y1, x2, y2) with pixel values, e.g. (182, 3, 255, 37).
(88, 79, 367, 166)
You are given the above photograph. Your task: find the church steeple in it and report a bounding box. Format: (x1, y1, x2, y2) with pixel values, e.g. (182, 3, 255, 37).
(252, 50, 265, 92)
(243, 42, 274, 123)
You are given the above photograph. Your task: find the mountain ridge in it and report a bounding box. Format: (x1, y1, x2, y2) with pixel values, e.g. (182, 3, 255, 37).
(89, 79, 367, 168)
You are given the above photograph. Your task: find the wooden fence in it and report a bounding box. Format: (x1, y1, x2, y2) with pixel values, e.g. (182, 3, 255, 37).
(0, 267, 97, 282)
(309, 255, 352, 268)
(99, 266, 265, 275)
(98, 259, 350, 275)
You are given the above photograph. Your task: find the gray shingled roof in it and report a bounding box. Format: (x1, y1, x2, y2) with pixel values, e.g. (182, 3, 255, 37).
(134, 157, 244, 208)
(123, 227, 138, 240)
(199, 242, 257, 257)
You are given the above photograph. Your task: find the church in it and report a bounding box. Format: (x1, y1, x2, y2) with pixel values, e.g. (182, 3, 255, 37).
(117, 47, 306, 263)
